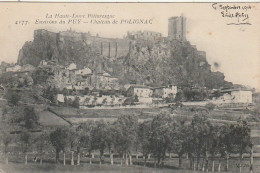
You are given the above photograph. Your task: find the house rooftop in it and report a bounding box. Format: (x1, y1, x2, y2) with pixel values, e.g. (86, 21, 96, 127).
(153, 85, 175, 90)
(128, 85, 152, 89)
(220, 88, 254, 93)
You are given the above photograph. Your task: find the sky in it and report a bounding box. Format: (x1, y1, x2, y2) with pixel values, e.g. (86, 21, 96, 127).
(0, 3, 259, 90)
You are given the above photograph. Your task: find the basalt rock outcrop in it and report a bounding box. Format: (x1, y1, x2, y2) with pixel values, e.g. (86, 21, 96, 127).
(17, 29, 232, 89)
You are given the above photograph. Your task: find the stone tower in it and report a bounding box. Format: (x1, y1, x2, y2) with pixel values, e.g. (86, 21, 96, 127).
(168, 15, 186, 41)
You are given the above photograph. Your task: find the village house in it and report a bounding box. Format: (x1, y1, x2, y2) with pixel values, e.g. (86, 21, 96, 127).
(20, 64, 35, 72)
(229, 89, 253, 104)
(12, 64, 35, 78)
(107, 76, 119, 88)
(153, 85, 177, 98)
(67, 70, 77, 85)
(253, 92, 260, 105)
(74, 79, 89, 90)
(66, 63, 77, 71)
(127, 85, 153, 98)
(37, 64, 70, 89)
(75, 67, 92, 76)
(39, 60, 48, 66)
(6, 65, 21, 72)
(90, 72, 119, 89)
(39, 60, 57, 67)
(212, 88, 253, 104)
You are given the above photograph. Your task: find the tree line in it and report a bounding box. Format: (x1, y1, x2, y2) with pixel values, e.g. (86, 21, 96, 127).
(1, 111, 253, 172)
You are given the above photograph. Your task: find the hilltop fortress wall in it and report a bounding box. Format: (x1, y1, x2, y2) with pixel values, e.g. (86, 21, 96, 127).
(88, 36, 130, 58)
(33, 29, 130, 59)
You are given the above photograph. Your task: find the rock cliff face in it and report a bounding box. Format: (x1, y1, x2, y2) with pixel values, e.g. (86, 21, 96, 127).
(17, 29, 232, 89)
(18, 29, 129, 69)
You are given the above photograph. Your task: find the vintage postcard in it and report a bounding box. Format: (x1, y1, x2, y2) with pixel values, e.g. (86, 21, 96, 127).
(0, 2, 259, 173)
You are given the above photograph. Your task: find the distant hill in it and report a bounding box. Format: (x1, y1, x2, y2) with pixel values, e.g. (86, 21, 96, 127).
(17, 29, 232, 89)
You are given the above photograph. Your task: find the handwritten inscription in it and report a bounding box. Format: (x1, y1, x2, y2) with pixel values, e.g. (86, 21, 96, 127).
(15, 13, 153, 26)
(212, 3, 252, 25)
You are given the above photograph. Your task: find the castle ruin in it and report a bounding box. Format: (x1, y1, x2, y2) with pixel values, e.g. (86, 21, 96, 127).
(168, 15, 186, 41)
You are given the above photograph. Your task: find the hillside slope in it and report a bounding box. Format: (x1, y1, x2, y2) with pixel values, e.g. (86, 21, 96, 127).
(17, 29, 232, 89)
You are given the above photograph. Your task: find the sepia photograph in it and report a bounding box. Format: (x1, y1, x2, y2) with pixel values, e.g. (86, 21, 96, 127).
(0, 2, 259, 173)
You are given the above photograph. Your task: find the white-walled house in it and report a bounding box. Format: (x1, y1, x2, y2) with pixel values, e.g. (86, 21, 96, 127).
(153, 85, 177, 98)
(20, 64, 35, 72)
(127, 85, 153, 98)
(75, 67, 92, 75)
(39, 60, 48, 66)
(213, 88, 253, 104)
(6, 65, 21, 72)
(81, 67, 92, 75)
(66, 63, 77, 70)
(231, 90, 253, 104)
(57, 94, 65, 103)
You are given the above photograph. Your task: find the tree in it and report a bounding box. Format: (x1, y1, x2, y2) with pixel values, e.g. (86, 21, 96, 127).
(31, 69, 49, 85)
(20, 131, 31, 165)
(164, 93, 175, 103)
(113, 114, 138, 165)
(23, 107, 39, 129)
(218, 124, 234, 171)
(42, 86, 57, 103)
(92, 120, 109, 164)
(64, 97, 73, 107)
(5, 89, 21, 106)
(33, 132, 50, 164)
(62, 88, 69, 96)
(200, 122, 214, 172)
(174, 91, 184, 102)
(83, 87, 89, 95)
(50, 127, 69, 164)
(172, 121, 189, 170)
(123, 97, 136, 106)
(205, 103, 216, 111)
(137, 121, 151, 166)
(1, 131, 12, 164)
(208, 125, 221, 172)
(72, 97, 80, 108)
(92, 96, 98, 106)
(74, 125, 86, 166)
(79, 121, 97, 164)
(110, 96, 115, 106)
(134, 95, 139, 102)
(102, 98, 107, 106)
(189, 114, 212, 171)
(84, 97, 90, 106)
(149, 111, 175, 167)
(182, 124, 196, 170)
(230, 120, 251, 172)
(67, 128, 78, 165)
(105, 122, 115, 165)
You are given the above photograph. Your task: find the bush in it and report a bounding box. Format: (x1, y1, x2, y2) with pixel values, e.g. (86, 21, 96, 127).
(205, 102, 216, 111)
(123, 97, 136, 106)
(23, 107, 39, 129)
(5, 90, 21, 106)
(72, 97, 80, 108)
(42, 86, 57, 103)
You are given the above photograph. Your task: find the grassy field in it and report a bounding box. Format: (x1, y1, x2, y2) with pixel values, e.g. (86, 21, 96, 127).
(0, 163, 175, 173)
(1, 153, 260, 173)
(0, 157, 259, 173)
(51, 106, 162, 118)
